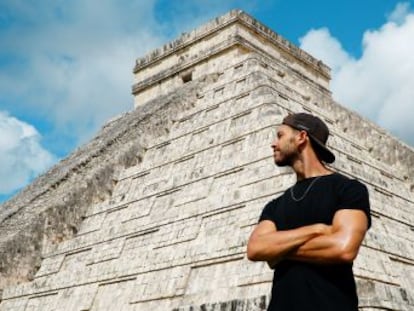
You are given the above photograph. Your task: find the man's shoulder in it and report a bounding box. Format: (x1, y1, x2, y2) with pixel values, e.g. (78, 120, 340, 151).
(263, 191, 290, 212)
(329, 172, 366, 189)
(329, 172, 369, 203)
(265, 194, 283, 207)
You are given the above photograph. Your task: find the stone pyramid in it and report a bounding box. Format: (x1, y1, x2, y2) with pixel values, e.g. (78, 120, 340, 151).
(1, 10, 413, 311)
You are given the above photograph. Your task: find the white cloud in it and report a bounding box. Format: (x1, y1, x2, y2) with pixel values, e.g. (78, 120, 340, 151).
(0, 111, 56, 194)
(299, 3, 414, 147)
(299, 27, 353, 74)
(387, 2, 411, 24)
(0, 0, 163, 148)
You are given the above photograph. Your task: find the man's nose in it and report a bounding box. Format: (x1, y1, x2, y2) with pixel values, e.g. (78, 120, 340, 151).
(271, 138, 278, 149)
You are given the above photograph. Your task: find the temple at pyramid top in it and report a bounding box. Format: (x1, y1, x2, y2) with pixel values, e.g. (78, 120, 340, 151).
(132, 9, 331, 107)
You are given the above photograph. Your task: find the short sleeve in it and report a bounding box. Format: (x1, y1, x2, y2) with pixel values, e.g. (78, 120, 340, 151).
(259, 199, 277, 223)
(336, 179, 371, 228)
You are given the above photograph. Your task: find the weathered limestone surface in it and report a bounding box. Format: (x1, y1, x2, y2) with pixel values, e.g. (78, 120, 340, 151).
(0, 10, 413, 311)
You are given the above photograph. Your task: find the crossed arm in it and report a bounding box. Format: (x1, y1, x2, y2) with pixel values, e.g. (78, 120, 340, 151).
(246, 209, 368, 265)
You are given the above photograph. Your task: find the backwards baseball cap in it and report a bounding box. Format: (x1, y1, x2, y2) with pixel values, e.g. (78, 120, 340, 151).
(282, 113, 335, 163)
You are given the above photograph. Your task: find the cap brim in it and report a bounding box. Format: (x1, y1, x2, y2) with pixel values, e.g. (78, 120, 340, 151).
(309, 136, 335, 163)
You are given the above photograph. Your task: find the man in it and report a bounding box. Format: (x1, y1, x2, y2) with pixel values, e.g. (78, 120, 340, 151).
(247, 113, 371, 311)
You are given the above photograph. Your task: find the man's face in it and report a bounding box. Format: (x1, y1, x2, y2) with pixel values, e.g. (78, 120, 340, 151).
(271, 125, 300, 167)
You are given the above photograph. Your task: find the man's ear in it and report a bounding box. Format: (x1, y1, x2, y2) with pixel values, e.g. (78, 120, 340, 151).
(297, 130, 308, 145)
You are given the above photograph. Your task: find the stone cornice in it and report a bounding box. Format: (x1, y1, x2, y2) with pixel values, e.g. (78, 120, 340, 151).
(133, 10, 330, 80)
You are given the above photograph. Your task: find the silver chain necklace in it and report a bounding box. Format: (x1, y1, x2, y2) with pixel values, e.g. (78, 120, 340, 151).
(290, 176, 321, 202)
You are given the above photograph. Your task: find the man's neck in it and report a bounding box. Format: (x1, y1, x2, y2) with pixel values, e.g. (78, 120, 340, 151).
(292, 158, 332, 181)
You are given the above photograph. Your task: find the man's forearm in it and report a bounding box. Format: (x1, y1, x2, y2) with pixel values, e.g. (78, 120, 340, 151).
(247, 223, 329, 262)
(287, 231, 358, 264)
(287, 210, 369, 264)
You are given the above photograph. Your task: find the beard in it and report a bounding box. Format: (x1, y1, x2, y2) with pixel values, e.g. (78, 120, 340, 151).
(274, 149, 298, 167)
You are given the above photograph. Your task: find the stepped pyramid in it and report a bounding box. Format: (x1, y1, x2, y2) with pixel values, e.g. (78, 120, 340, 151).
(1, 10, 414, 311)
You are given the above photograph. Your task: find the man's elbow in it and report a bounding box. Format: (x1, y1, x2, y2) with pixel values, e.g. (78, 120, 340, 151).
(246, 239, 263, 261)
(337, 245, 359, 263)
(246, 243, 258, 261)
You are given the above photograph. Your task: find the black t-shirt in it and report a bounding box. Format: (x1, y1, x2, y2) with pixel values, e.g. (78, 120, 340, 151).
(259, 172, 371, 311)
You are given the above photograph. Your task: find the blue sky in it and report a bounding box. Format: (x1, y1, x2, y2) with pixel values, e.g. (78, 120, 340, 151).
(1, 0, 414, 203)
